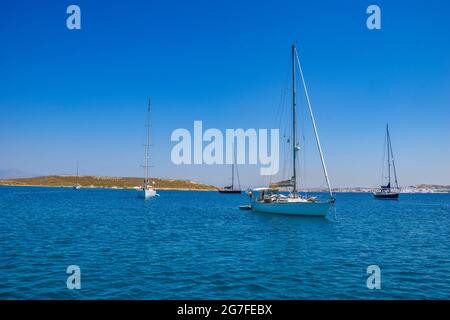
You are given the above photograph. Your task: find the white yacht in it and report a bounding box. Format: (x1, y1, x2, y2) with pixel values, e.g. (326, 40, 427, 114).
(247, 44, 335, 216)
(138, 99, 157, 199)
(73, 161, 81, 189)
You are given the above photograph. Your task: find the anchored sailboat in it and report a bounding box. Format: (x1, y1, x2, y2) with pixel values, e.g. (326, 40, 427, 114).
(73, 161, 81, 189)
(248, 44, 335, 217)
(374, 124, 399, 199)
(138, 99, 157, 199)
(219, 162, 242, 194)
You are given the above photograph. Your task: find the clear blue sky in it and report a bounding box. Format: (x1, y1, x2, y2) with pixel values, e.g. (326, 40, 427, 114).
(1, 0, 449, 187)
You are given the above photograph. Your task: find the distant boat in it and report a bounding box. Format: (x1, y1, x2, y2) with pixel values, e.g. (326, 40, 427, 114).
(247, 44, 335, 217)
(73, 161, 81, 189)
(219, 158, 242, 194)
(138, 99, 157, 199)
(374, 124, 399, 200)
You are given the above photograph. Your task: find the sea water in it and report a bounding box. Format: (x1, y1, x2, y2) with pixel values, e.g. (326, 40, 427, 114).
(0, 186, 449, 299)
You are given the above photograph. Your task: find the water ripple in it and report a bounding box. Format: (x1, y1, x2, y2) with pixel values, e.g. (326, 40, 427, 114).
(0, 187, 449, 299)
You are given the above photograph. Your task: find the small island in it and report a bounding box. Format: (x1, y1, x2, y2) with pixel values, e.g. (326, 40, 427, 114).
(0, 175, 217, 191)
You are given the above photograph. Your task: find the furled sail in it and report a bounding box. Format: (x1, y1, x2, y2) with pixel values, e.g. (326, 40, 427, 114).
(270, 178, 295, 188)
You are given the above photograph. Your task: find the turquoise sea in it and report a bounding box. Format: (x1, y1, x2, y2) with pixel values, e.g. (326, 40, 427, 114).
(0, 186, 449, 299)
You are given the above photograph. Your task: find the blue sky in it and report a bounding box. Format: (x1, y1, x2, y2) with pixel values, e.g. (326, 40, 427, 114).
(0, 0, 449, 187)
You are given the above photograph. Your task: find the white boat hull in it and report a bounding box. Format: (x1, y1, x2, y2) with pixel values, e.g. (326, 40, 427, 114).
(251, 200, 330, 217)
(138, 188, 157, 199)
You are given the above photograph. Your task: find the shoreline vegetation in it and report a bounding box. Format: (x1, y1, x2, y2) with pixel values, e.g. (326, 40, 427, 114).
(0, 175, 217, 191)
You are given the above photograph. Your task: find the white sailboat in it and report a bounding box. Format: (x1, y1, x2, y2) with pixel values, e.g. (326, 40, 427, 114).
(248, 44, 335, 217)
(73, 161, 81, 189)
(138, 99, 157, 199)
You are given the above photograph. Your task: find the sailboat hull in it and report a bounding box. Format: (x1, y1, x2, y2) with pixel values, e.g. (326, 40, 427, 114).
(373, 192, 399, 199)
(138, 188, 157, 199)
(218, 190, 242, 194)
(251, 200, 330, 217)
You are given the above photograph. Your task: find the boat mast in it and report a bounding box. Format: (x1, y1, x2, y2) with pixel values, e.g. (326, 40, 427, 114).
(144, 99, 151, 185)
(386, 124, 391, 189)
(231, 163, 234, 190)
(386, 124, 399, 189)
(291, 44, 297, 194)
(295, 47, 334, 200)
(76, 161, 79, 185)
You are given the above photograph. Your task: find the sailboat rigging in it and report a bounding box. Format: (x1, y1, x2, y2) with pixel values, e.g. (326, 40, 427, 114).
(373, 124, 399, 199)
(219, 160, 242, 194)
(247, 44, 335, 216)
(73, 161, 81, 189)
(138, 99, 157, 199)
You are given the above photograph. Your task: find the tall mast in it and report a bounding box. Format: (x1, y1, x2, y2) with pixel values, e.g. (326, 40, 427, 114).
(144, 99, 151, 185)
(76, 161, 79, 184)
(291, 43, 297, 194)
(231, 163, 234, 190)
(386, 124, 391, 188)
(386, 124, 398, 188)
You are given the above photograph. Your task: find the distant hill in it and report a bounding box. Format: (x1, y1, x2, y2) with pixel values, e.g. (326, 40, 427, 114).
(0, 175, 217, 191)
